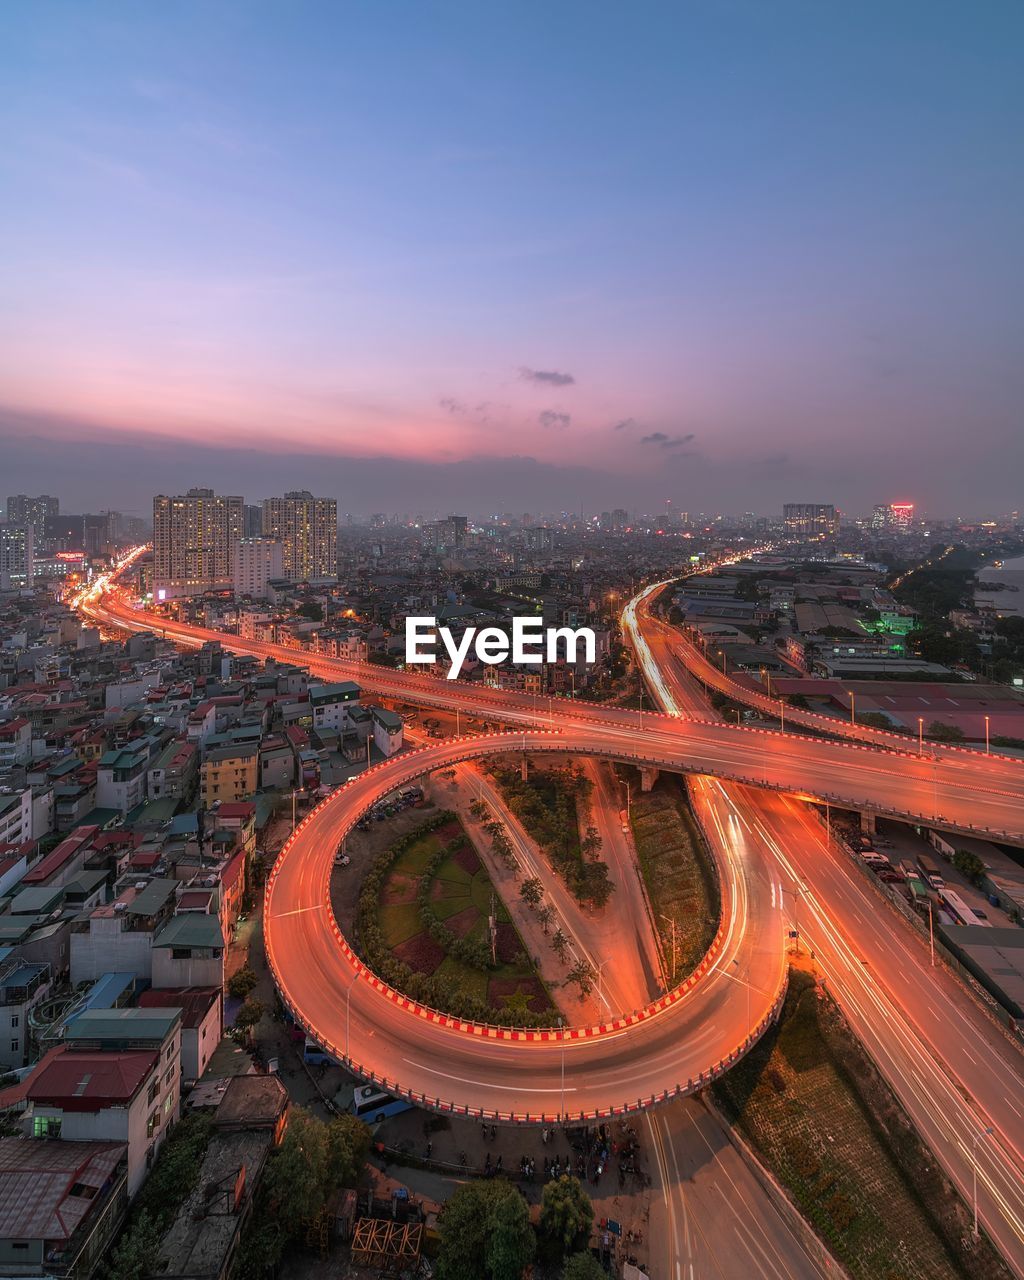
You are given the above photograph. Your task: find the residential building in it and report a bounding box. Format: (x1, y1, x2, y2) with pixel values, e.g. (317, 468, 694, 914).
(0, 523, 34, 589)
(0, 717, 32, 768)
(138, 987, 222, 1083)
(151, 915, 225, 989)
(0, 960, 51, 1070)
(783, 504, 839, 537)
(261, 491, 337, 582)
(70, 879, 178, 984)
(147, 741, 198, 801)
(21, 1006, 183, 1193)
(0, 1138, 129, 1279)
(233, 537, 284, 601)
(153, 489, 244, 599)
(371, 707, 403, 757)
(0, 788, 32, 847)
(95, 748, 148, 815)
(5, 495, 58, 547)
(308, 681, 360, 735)
(200, 745, 258, 807)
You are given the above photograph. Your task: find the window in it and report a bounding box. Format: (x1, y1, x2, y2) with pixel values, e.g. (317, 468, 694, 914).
(10, 1014, 19, 1028)
(33, 1116, 61, 1139)
(10, 1039, 19, 1053)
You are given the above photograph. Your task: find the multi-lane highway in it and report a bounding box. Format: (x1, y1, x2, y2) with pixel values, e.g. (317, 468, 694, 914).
(81, 570, 1024, 844)
(629, 586, 1024, 1276)
(79, 554, 1024, 1271)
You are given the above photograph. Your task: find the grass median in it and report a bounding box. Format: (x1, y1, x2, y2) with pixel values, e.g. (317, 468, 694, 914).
(713, 966, 1012, 1280)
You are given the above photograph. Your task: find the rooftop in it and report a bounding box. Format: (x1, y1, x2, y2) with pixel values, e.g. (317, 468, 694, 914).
(0, 1137, 126, 1242)
(27, 1047, 157, 1107)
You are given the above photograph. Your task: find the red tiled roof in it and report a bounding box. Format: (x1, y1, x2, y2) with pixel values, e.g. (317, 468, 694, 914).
(0, 718, 29, 736)
(26, 1049, 157, 1110)
(21, 827, 98, 886)
(215, 803, 255, 819)
(0, 1137, 126, 1241)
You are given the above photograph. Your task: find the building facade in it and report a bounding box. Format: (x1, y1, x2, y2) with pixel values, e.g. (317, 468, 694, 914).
(233, 537, 284, 600)
(153, 489, 243, 598)
(782, 504, 839, 537)
(261, 492, 337, 582)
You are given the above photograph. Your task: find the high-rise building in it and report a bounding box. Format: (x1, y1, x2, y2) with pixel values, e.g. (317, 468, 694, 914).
(887, 502, 915, 533)
(261, 491, 337, 582)
(244, 504, 263, 538)
(0, 524, 34, 589)
(783, 503, 839, 537)
(233, 537, 284, 600)
(423, 514, 469, 553)
(871, 503, 887, 529)
(6, 495, 58, 550)
(153, 489, 243, 598)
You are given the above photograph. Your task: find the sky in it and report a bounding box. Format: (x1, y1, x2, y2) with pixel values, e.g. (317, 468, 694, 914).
(2, 1, 1023, 518)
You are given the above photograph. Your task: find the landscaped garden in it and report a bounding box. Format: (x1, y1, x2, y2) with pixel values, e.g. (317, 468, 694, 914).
(358, 811, 556, 1025)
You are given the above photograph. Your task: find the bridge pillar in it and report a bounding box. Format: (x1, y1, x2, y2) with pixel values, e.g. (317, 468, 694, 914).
(640, 766, 659, 793)
(859, 811, 877, 835)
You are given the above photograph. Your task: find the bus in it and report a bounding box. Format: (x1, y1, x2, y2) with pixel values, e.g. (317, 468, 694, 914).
(350, 1085, 414, 1123)
(939, 887, 992, 928)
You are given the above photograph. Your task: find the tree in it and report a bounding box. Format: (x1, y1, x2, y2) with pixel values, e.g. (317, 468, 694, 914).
(537, 904, 555, 934)
(233, 998, 265, 1032)
(470, 799, 489, 821)
(580, 826, 603, 860)
(551, 928, 570, 963)
(520, 877, 544, 908)
(563, 1253, 605, 1280)
(858, 712, 895, 731)
(261, 1106, 331, 1233)
(437, 1180, 536, 1280)
(296, 601, 323, 621)
(327, 1113, 372, 1187)
(953, 849, 986, 886)
(487, 1187, 536, 1280)
(539, 1176, 594, 1261)
(926, 719, 966, 743)
(106, 1210, 162, 1280)
(227, 966, 258, 999)
(567, 959, 595, 998)
(577, 860, 612, 909)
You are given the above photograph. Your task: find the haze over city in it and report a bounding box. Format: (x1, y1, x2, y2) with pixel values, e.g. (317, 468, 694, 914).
(3, 1, 1024, 516)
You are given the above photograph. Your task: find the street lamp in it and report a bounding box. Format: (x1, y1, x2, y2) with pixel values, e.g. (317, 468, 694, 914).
(918, 717, 924, 756)
(848, 691, 856, 725)
(779, 698, 786, 733)
(985, 715, 990, 755)
(972, 1126, 995, 1240)
(557, 1015, 566, 1123)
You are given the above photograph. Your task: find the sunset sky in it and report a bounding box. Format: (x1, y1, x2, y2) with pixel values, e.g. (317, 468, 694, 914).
(2, 2, 1023, 516)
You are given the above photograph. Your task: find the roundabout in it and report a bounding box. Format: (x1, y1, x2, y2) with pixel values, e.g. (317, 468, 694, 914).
(265, 730, 789, 1122)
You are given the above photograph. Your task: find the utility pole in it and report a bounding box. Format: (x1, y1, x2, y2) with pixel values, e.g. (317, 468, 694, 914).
(660, 914, 678, 985)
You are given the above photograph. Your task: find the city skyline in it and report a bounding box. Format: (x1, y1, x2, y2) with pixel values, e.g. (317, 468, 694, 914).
(3, 2, 1023, 515)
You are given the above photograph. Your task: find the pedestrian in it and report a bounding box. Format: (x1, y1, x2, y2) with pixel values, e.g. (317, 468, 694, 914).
(425, 1141, 432, 1159)
(490, 1124, 497, 1141)
(496, 1154, 502, 1172)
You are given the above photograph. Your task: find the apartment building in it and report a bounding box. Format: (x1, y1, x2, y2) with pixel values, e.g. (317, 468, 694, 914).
(153, 489, 243, 599)
(261, 491, 337, 582)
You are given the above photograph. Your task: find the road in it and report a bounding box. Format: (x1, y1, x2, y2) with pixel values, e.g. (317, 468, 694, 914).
(630, 585, 1024, 1276)
(81, 554, 1024, 1272)
(266, 729, 788, 1120)
(80, 579, 1024, 843)
(624, 577, 1017, 757)
(646, 1099, 829, 1280)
